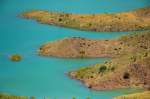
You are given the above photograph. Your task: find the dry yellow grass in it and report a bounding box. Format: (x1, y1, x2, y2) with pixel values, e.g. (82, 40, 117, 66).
(69, 32, 150, 90)
(0, 93, 29, 99)
(21, 7, 150, 32)
(114, 91, 150, 99)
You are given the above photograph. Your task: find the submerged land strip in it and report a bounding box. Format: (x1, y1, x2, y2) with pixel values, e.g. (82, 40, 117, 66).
(22, 7, 150, 32)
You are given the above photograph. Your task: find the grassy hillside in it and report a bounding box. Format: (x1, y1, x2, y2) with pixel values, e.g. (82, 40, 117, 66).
(21, 7, 150, 32)
(39, 37, 120, 58)
(69, 32, 150, 90)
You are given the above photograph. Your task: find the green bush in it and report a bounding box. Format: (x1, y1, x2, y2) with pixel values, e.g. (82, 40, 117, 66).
(99, 65, 107, 73)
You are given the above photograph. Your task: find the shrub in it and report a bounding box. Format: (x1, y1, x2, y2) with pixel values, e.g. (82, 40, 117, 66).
(123, 72, 130, 79)
(99, 65, 107, 73)
(87, 23, 92, 26)
(111, 67, 115, 71)
(79, 51, 85, 55)
(58, 18, 62, 22)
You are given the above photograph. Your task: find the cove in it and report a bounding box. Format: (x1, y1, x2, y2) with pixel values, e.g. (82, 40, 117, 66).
(0, 0, 149, 99)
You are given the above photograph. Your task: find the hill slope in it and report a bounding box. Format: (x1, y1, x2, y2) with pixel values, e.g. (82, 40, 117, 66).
(68, 32, 150, 90)
(22, 7, 150, 32)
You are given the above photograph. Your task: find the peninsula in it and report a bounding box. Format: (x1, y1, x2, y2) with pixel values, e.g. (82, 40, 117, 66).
(39, 37, 120, 58)
(21, 7, 150, 32)
(68, 32, 150, 90)
(39, 32, 150, 90)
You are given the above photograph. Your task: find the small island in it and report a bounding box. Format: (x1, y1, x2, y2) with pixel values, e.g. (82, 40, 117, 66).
(21, 7, 150, 32)
(10, 54, 22, 62)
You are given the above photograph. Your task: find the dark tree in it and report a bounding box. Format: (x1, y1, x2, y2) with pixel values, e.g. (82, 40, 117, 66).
(123, 72, 130, 79)
(99, 65, 107, 73)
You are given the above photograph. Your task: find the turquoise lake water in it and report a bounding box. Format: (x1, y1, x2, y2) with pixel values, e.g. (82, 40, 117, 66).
(0, 0, 149, 99)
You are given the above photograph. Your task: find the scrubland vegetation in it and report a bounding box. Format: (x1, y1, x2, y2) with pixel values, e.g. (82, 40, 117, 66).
(69, 32, 150, 90)
(22, 7, 150, 32)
